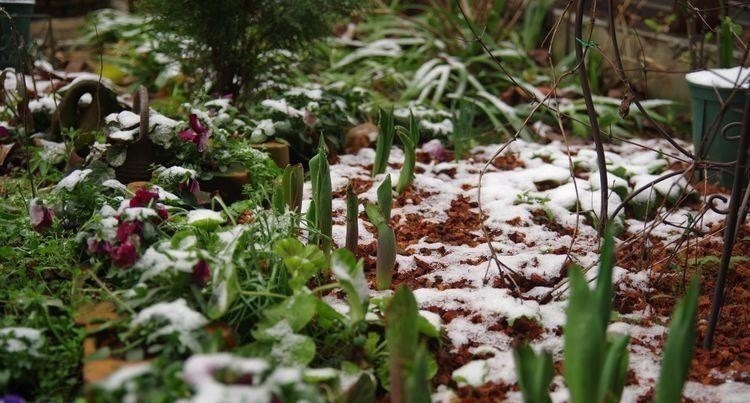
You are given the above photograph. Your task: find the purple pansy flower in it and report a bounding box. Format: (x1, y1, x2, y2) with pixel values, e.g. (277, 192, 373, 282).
(130, 187, 159, 208)
(179, 114, 210, 152)
(192, 260, 211, 287)
(28, 198, 53, 232)
(109, 241, 139, 268)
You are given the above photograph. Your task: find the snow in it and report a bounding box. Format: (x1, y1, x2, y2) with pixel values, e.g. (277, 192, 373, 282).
(108, 127, 139, 141)
(187, 209, 225, 226)
(420, 118, 453, 135)
(183, 354, 271, 401)
(55, 169, 92, 191)
(0, 327, 43, 355)
(98, 363, 152, 391)
(685, 67, 750, 89)
(452, 360, 489, 387)
(155, 165, 197, 180)
(261, 98, 303, 118)
(106, 111, 141, 128)
(131, 298, 207, 337)
(134, 243, 199, 281)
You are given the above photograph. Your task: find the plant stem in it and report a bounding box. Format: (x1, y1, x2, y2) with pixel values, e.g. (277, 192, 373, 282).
(574, 0, 608, 236)
(311, 283, 340, 295)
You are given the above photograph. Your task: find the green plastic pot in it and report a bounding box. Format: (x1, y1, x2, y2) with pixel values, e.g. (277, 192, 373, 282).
(686, 69, 750, 187)
(0, 0, 35, 70)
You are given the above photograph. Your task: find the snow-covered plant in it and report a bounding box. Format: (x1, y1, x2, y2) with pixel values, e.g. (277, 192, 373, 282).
(372, 108, 395, 177)
(395, 112, 420, 194)
(330, 248, 369, 324)
(256, 84, 369, 159)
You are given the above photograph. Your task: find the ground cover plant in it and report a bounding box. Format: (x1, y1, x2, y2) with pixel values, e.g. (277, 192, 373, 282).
(1, 0, 750, 402)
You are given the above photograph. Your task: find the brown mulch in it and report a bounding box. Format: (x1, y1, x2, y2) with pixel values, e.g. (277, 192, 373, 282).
(616, 222, 750, 385)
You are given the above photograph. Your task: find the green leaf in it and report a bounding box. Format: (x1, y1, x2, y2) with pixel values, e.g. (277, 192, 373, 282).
(310, 143, 332, 256)
(563, 226, 620, 403)
(377, 174, 393, 221)
(654, 278, 700, 403)
(250, 320, 316, 366)
(514, 345, 553, 403)
(207, 263, 238, 319)
(315, 298, 347, 329)
(386, 285, 420, 403)
(331, 248, 369, 323)
(373, 108, 395, 177)
(365, 203, 386, 229)
(416, 315, 440, 339)
(598, 334, 630, 403)
(376, 225, 396, 291)
(396, 112, 419, 194)
(337, 373, 376, 403)
(405, 344, 432, 403)
(262, 291, 318, 332)
(275, 238, 327, 289)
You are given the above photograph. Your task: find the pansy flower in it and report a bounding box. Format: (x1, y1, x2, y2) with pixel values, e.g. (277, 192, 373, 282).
(109, 241, 139, 268)
(0, 125, 9, 139)
(130, 187, 159, 208)
(178, 114, 210, 152)
(116, 220, 143, 243)
(28, 198, 53, 232)
(192, 260, 211, 287)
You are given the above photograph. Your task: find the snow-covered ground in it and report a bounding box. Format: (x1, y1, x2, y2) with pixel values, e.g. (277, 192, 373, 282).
(317, 138, 749, 402)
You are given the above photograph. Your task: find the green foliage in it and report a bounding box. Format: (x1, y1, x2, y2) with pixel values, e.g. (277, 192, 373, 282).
(654, 279, 700, 403)
(375, 225, 397, 291)
(514, 345, 553, 403)
(718, 17, 740, 68)
(330, 248, 369, 324)
(138, 0, 360, 99)
(376, 174, 393, 221)
(451, 100, 476, 160)
(309, 140, 333, 257)
(520, 0, 555, 50)
(386, 286, 431, 403)
(366, 176, 396, 290)
(281, 164, 305, 214)
(373, 108, 395, 177)
(563, 227, 629, 403)
(396, 112, 420, 194)
(274, 238, 327, 290)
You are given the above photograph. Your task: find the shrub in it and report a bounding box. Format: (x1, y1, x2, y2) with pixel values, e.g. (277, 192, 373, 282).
(138, 0, 360, 100)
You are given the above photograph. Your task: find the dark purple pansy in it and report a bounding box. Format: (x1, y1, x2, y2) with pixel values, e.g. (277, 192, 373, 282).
(87, 238, 112, 255)
(179, 114, 210, 152)
(109, 241, 139, 268)
(0, 125, 9, 138)
(179, 178, 201, 194)
(155, 204, 169, 221)
(28, 198, 53, 232)
(130, 187, 159, 208)
(192, 259, 211, 287)
(116, 220, 143, 243)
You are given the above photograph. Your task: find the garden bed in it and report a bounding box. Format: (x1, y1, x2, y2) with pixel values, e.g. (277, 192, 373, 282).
(319, 138, 750, 402)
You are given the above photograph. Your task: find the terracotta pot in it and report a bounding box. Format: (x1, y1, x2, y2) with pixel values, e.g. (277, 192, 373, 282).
(251, 141, 290, 168)
(201, 162, 251, 204)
